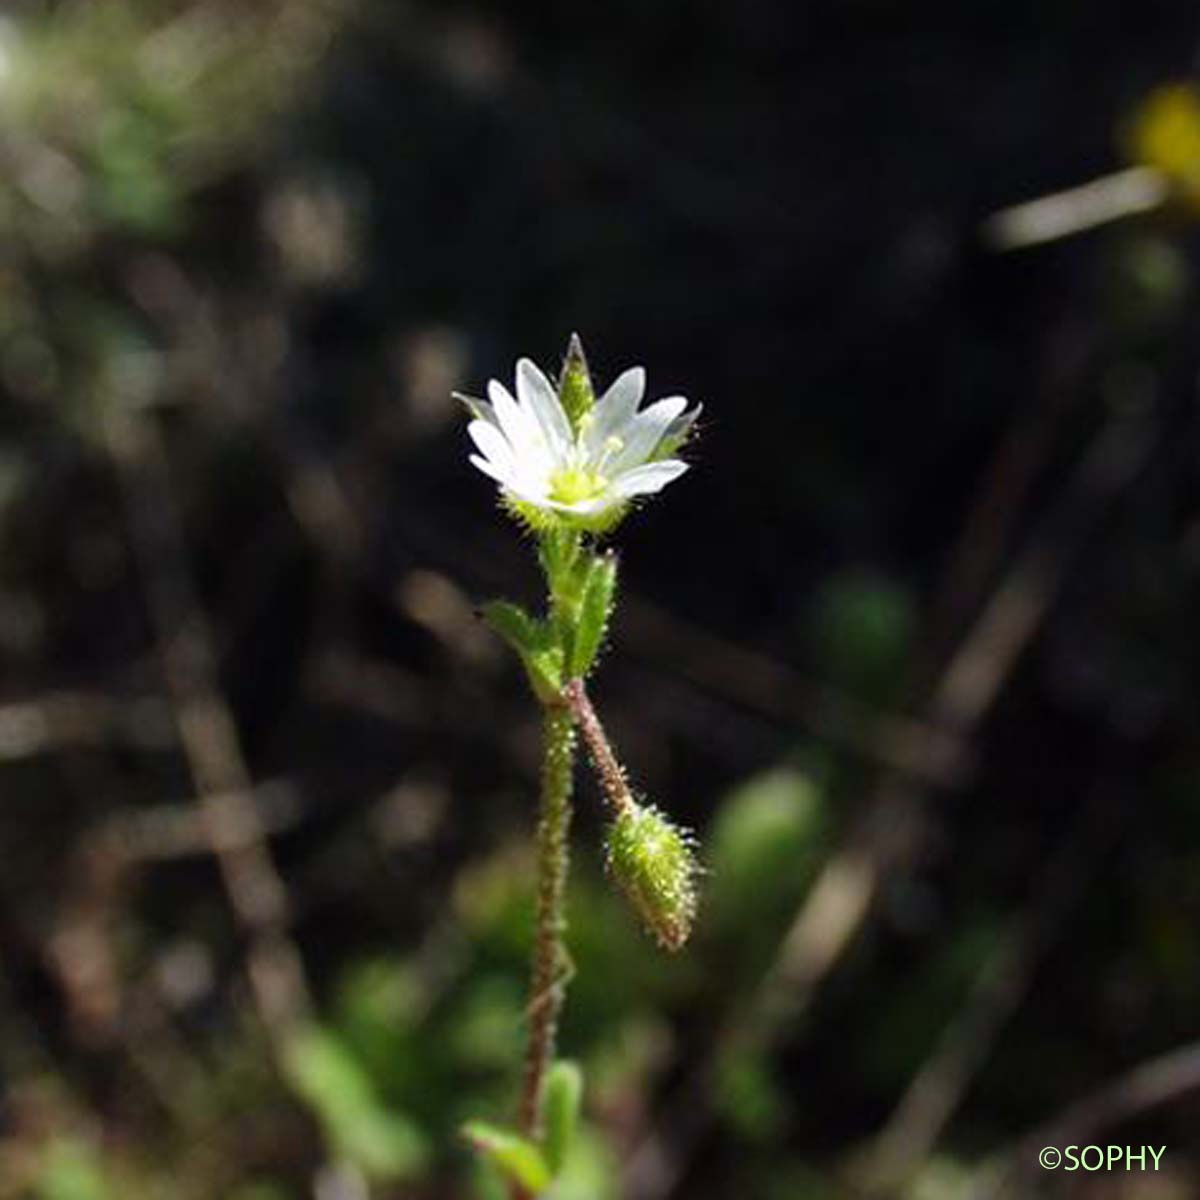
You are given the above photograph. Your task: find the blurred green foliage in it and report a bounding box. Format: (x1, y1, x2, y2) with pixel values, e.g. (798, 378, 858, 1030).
(283, 1025, 429, 1181)
(36, 1141, 112, 1200)
(808, 572, 916, 704)
(2, 0, 1200, 1196)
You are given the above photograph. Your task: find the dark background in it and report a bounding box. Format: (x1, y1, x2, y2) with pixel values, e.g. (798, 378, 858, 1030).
(3, 1, 1200, 1196)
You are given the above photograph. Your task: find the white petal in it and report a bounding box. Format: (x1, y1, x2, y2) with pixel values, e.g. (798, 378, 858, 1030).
(503, 478, 555, 508)
(611, 459, 688, 498)
(467, 419, 514, 470)
(469, 454, 514, 485)
(516, 358, 572, 453)
(488, 379, 550, 468)
(608, 396, 688, 473)
(585, 367, 645, 453)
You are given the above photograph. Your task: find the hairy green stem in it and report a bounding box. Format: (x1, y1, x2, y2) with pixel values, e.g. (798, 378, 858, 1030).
(516, 700, 577, 1173)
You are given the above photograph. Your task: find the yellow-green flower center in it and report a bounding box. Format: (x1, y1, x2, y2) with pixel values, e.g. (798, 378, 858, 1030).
(548, 465, 608, 505)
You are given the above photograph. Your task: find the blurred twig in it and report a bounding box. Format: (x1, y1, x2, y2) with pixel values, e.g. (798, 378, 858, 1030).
(281, 441, 973, 786)
(622, 402, 1159, 1199)
(100, 779, 305, 862)
(913, 322, 1091, 690)
(123, 248, 981, 793)
(971, 1039, 1200, 1200)
(104, 403, 312, 1044)
(983, 166, 1168, 251)
(620, 599, 972, 788)
(0, 692, 173, 760)
(854, 776, 1128, 1190)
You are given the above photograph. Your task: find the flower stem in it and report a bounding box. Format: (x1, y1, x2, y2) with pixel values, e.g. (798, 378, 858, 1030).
(564, 678, 635, 817)
(516, 699, 577, 1165)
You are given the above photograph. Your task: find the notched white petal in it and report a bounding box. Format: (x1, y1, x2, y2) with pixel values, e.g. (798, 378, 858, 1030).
(612, 459, 688, 498)
(469, 453, 514, 484)
(488, 378, 546, 462)
(503, 479, 555, 509)
(467, 419, 514, 469)
(586, 367, 646, 450)
(516, 357, 572, 451)
(608, 396, 688, 473)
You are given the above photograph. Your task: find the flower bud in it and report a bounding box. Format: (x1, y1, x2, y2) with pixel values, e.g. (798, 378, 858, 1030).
(557, 332, 595, 431)
(605, 802, 699, 952)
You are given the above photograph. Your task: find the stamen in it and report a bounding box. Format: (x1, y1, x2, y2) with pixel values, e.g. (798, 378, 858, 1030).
(595, 435, 624, 473)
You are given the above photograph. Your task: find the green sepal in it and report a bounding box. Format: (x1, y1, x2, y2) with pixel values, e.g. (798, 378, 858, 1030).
(558, 332, 595, 432)
(541, 1059, 584, 1176)
(460, 1121, 552, 1194)
(481, 600, 564, 704)
(505, 493, 630, 538)
(538, 526, 582, 590)
(652, 402, 702, 460)
(569, 553, 618, 677)
(540, 529, 587, 670)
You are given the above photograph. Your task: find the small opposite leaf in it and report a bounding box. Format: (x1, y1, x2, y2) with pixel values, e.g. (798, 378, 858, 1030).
(569, 554, 618, 677)
(482, 600, 543, 657)
(482, 600, 563, 702)
(461, 1121, 552, 1194)
(541, 1060, 584, 1176)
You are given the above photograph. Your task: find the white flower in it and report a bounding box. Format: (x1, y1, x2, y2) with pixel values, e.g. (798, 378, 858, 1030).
(459, 357, 699, 526)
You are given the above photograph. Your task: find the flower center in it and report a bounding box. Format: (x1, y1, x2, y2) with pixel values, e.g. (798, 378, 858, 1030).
(548, 465, 608, 505)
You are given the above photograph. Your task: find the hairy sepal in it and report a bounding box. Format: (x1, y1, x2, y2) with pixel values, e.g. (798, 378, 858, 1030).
(569, 553, 618, 677)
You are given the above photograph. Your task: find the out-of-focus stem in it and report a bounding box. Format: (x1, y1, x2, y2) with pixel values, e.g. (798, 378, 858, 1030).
(514, 700, 576, 1195)
(983, 165, 1167, 251)
(105, 406, 311, 1047)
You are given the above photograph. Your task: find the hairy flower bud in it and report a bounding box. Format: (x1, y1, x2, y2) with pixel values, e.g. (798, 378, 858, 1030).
(558, 332, 596, 431)
(605, 802, 699, 952)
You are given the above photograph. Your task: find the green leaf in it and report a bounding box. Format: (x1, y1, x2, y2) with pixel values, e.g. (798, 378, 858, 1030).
(568, 554, 618, 677)
(482, 600, 564, 702)
(541, 1060, 584, 1175)
(461, 1121, 552, 1194)
(482, 600, 544, 658)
